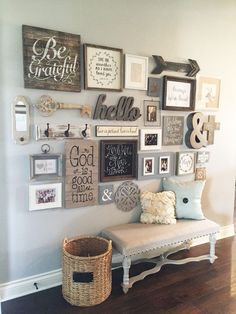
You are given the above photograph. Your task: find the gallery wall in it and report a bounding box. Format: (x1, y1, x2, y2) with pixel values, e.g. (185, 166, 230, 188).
(1, 0, 236, 284)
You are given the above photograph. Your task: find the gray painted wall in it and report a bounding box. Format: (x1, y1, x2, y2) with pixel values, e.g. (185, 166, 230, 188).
(1, 0, 236, 283)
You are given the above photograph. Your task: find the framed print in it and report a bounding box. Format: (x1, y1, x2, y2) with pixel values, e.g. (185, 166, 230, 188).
(22, 25, 81, 92)
(144, 100, 161, 127)
(100, 140, 137, 182)
(95, 125, 139, 137)
(197, 151, 210, 164)
(30, 154, 62, 179)
(84, 44, 123, 91)
(159, 155, 170, 174)
(98, 184, 114, 205)
(162, 116, 184, 145)
(29, 181, 63, 211)
(176, 151, 195, 176)
(157, 152, 175, 177)
(196, 76, 221, 110)
(124, 54, 148, 90)
(140, 128, 162, 151)
(143, 157, 155, 176)
(147, 77, 163, 98)
(163, 76, 196, 111)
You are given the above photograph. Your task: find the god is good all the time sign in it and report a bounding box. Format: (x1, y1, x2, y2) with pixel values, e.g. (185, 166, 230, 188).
(22, 25, 81, 92)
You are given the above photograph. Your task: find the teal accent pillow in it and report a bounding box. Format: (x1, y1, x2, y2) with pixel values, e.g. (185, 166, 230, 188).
(162, 178, 205, 220)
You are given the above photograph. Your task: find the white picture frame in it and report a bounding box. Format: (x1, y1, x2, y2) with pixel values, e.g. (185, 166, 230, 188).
(124, 54, 148, 90)
(29, 181, 63, 211)
(140, 128, 162, 151)
(196, 76, 221, 111)
(143, 157, 155, 176)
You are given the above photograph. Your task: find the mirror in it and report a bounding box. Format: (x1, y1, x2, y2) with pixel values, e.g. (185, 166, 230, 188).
(12, 95, 30, 144)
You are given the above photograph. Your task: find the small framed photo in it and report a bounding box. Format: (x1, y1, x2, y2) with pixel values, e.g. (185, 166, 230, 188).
(147, 77, 163, 98)
(176, 151, 195, 176)
(29, 181, 63, 211)
(163, 76, 196, 111)
(197, 151, 210, 164)
(30, 154, 62, 179)
(140, 128, 162, 151)
(84, 43, 123, 91)
(159, 155, 170, 174)
(144, 100, 161, 127)
(143, 157, 155, 176)
(195, 167, 207, 181)
(124, 54, 148, 90)
(196, 76, 221, 110)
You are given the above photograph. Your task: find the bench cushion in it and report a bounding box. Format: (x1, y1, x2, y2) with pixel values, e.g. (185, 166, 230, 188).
(102, 219, 219, 256)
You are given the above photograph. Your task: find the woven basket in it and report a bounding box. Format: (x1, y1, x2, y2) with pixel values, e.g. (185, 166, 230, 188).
(62, 236, 112, 307)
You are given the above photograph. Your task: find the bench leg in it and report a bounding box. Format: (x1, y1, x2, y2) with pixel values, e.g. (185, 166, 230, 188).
(122, 256, 131, 294)
(209, 233, 217, 264)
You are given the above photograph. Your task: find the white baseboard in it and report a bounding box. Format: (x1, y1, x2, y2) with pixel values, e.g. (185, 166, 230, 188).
(0, 224, 234, 303)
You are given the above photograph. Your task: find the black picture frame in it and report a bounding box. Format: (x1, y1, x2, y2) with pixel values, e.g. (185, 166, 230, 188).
(100, 140, 137, 182)
(163, 76, 196, 111)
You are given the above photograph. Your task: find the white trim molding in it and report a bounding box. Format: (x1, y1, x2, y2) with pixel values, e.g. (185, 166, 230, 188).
(0, 224, 234, 303)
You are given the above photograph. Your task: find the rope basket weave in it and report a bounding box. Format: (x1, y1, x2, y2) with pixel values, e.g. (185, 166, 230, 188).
(62, 236, 112, 307)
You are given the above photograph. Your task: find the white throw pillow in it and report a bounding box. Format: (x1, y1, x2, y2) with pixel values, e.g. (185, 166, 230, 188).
(140, 191, 176, 225)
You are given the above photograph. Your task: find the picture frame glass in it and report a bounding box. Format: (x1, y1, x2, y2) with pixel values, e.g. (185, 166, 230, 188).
(84, 44, 122, 91)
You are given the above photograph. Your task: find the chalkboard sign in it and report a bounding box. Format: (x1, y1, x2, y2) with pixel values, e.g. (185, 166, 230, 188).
(162, 116, 184, 145)
(100, 140, 137, 182)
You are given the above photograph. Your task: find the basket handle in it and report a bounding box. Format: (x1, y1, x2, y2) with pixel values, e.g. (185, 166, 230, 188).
(108, 240, 112, 250)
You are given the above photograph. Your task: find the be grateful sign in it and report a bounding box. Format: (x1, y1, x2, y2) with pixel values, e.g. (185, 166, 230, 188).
(65, 139, 98, 208)
(22, 25, 81, 92)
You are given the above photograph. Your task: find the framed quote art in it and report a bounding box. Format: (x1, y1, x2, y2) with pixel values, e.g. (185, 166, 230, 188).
(22, 25, 81, 92)
(162, 116, 184, 146)
(163, 76, 196, 111)
(30, 154, 62, 179)
(84, 44, 123, 91)
(140, 128, 162, 151)
(124, 54, 148, 90)
(176, 151, 195, 176)
(100, 140, 137, 182)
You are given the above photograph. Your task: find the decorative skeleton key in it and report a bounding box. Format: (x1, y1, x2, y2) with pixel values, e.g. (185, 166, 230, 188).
(35, 95, 92, 117)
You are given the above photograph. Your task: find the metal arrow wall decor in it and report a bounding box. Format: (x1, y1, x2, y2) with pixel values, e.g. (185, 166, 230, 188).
(151, 55, 200, 77)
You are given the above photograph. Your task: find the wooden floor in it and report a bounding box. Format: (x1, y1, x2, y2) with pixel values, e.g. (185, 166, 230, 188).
(2, 235, 236, 314)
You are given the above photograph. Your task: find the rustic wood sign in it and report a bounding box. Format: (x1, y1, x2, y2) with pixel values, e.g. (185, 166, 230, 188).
(100, 140, 137, 182)
(95, 126, 138, 137)
(65, 140, 98, 208)
(162, 116, 184, 145)
(22, 25, 81, 92)
(93, 94, 141, 121)
(203, 115, 220, 145)
(152, 55, 200, 77)
(185, 112, 207, 149)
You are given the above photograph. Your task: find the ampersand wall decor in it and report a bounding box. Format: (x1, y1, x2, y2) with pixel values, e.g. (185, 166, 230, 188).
(114, 181, 139, 212)
(98, 185, 114, 205)
(185, 112, 207, 149)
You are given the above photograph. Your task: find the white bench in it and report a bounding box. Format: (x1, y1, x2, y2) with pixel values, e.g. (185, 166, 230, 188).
(102, 219, 220, 293)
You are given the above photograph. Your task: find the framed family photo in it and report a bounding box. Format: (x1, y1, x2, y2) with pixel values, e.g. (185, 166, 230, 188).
(124, 54, 148, 90)
(144, 100, 161, 127)
(29, 181, 63, 211)
(143, 157, 155, 176)
(157, 152, 175, 177)
(140, 128, 162, 151)
(84, 43, 123, 91)
(163, 76, 196, 111)
(30, 154, 62, 179)
(196, 76, 221, 110)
